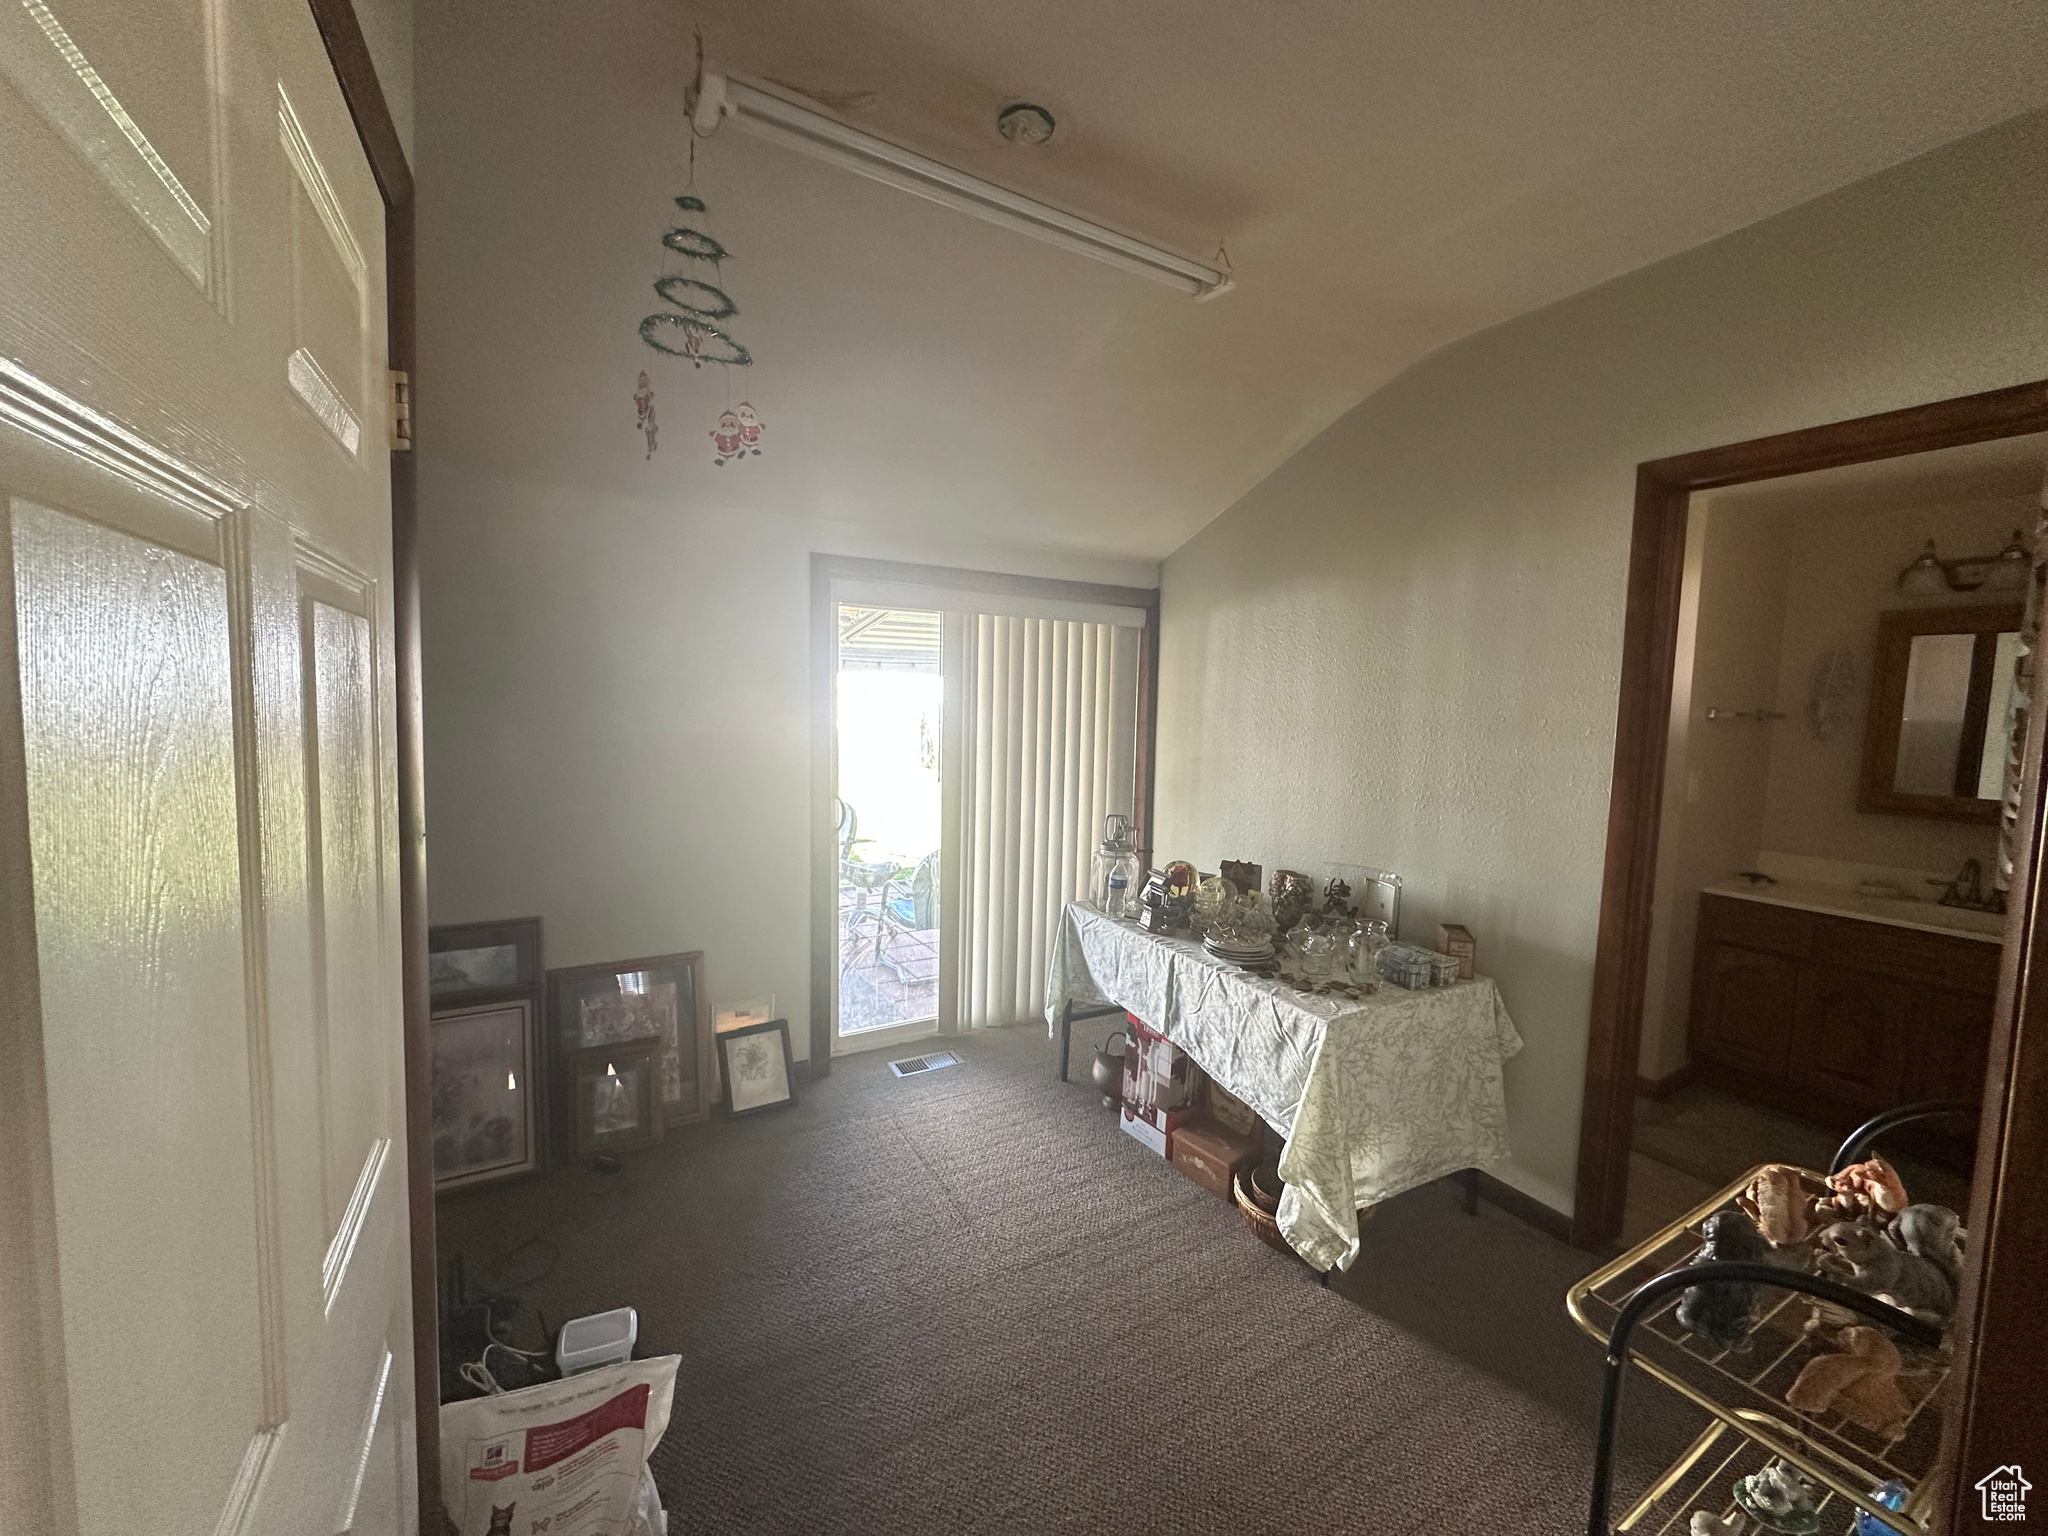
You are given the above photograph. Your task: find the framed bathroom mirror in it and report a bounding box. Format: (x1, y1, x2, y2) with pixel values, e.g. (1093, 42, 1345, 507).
(1859, 602, 2023, 822)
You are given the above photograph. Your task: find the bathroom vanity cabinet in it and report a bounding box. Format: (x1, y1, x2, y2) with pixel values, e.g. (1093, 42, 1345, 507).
(1687, 890, 1994, 1153)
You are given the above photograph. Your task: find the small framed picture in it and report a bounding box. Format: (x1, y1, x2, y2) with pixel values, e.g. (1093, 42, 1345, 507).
(549, 952, 713, 1132)
(430, 998, 540, 1190)
(429, 917, 542, 1003)
(719, 1018, 796, 1117)
(570, 1038, 663, 1158)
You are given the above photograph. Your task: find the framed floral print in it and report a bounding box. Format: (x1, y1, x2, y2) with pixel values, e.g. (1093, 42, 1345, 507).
(719, 1018, 796, 1117)
(548, 952, 713, 1136)
(430, 998, 540, 1191)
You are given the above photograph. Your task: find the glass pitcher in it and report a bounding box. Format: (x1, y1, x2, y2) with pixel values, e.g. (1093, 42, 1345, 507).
(1347, 918, 1389, 982)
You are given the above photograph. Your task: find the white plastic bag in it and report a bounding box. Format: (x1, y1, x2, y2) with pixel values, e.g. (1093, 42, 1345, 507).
(440, 1355, 678, 1536)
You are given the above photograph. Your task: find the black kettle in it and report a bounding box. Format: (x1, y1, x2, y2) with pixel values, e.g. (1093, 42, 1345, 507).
(1090, 1027, 1130, 1109)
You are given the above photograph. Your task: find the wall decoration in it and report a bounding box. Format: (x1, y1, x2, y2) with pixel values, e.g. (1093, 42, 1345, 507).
(634, 371, 658, 458)
(639, 192, 752, 369)
(431, 999, 539, 1191)
(548, 952, 713, 1133)
(570, 1038, 663, 1158)
(718, 1017, 796, 1117)
(710, 400, 764, 465)
(429, 917, 543, 1004)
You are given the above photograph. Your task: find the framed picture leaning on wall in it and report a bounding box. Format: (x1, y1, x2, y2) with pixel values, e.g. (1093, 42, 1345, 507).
(548, 952, 713, 1133)
(429, 998, 541, 1191)
(719, 1018, 797, 1117)
(569, 1037, 664, 1158)
(429, 916, 543, 1003)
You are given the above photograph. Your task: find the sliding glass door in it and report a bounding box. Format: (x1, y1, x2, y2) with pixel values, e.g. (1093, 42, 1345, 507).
(833, 605, 947, 1051)
(818, 564, 1149, 1059)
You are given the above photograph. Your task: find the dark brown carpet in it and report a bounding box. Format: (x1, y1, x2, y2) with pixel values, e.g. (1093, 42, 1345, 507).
(436, 1025, 1699, 1534)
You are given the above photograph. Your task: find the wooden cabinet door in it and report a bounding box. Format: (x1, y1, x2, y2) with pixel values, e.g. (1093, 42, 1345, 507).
(1689, 940, 1799, 1076)
(1788, 964, 1909, 1112)
(1904, 985, 1994, 1109)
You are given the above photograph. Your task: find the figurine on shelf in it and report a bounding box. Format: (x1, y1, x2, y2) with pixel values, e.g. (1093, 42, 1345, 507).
(1733, 1460, 1825, 1535)
(1675, 1209, 1765, 1347)
(1819, 1155, 1909, 1220)
(1738, 1165, 1816, 1247)
(1888, 1203, 1965, 1287)
(1814, 1221, 1957, 1323)
(1785, 1325, 1909, 1438)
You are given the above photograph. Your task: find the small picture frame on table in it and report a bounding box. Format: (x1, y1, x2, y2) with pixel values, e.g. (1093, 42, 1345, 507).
(718, 1019, 796, 1117)
(549, 952, 713, 1137)
(429, 917, 542, 1001)
(570, 1037, 663, 1157)
(429, 998, 540, 1190)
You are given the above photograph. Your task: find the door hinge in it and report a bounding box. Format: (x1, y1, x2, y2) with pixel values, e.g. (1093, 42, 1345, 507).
(388, 369, 413, 452)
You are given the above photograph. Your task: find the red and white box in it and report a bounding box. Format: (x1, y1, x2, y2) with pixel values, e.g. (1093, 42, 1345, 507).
(1119, 1012, 1201, 1158)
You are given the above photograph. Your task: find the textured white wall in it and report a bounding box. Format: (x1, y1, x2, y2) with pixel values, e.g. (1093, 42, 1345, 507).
(1154, 112, 2048, 1214)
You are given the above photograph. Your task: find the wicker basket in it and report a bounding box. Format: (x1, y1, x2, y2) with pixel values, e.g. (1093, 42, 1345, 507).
(1231, 1170, 1377, 1262)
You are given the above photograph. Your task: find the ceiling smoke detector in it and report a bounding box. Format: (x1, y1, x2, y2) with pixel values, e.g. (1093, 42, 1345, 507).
(996, 102, 1055, 146)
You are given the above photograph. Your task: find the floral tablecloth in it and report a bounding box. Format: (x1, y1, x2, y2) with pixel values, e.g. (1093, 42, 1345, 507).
(1046, 902, 1523, 1272)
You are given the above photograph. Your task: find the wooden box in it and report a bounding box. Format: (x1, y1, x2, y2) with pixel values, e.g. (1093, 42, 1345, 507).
(1169, 1116, 1262, 1201)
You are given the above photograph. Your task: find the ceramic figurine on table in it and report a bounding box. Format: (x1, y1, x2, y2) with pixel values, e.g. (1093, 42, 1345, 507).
(1814, 1221, 1957, 1323)
(1675, 1210, 1765, 1347)
(1270, 869, 1315, 936)
(1733, 1460, 1824, 1534)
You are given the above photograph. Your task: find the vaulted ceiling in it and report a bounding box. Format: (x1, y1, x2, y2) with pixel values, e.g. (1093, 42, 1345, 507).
(422, 0, 2048, 563)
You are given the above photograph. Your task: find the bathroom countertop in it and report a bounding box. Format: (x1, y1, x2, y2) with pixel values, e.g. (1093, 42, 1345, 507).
(1702, 877, 2004, 944)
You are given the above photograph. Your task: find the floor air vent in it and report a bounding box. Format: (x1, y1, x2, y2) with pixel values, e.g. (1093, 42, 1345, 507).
(888, 1051, 959, 1078)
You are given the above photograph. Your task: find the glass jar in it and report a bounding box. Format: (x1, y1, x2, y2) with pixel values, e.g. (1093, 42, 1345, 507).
(1347, 918, 1389, 982)
(1297, 927, 1340, 982)
(1090, 813, 1143, 919)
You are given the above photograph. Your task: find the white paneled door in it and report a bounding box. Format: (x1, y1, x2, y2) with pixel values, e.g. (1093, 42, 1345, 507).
(0, 3, 413, 1534)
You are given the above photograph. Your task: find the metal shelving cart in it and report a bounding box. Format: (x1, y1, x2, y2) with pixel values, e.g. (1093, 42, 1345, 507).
(1567, 1104, 1969, 1536)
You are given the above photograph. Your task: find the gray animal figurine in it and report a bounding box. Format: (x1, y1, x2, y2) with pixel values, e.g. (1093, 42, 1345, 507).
(1817, 1220, 1956, 1323)
(1676, 1209, 1765, 1347)
(1887, 1203, 1965, 1285)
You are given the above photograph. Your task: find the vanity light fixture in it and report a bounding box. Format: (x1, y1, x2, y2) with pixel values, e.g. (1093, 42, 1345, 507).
(1895, 531, 2031, 596)
(689, 67, 1234, 299)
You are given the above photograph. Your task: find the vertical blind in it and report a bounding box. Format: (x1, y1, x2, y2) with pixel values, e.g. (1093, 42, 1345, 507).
(961, 615, 1139, 1027)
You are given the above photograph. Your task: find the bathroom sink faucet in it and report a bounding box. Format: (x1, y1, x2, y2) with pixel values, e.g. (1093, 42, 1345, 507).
(1930, 857, 2004, 914)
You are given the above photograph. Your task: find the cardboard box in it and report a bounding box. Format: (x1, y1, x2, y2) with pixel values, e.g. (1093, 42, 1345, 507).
(1119, 1013, 1201, 1158)
(1438, 923, 1477, 981)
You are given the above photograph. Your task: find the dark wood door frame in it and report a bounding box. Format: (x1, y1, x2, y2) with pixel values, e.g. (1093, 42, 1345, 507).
(1571, 379, 2048, 1526)
(301, 5, 439, 1531)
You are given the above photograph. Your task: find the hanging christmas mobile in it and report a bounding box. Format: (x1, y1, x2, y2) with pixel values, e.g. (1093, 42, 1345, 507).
(634, 145, 764, 465)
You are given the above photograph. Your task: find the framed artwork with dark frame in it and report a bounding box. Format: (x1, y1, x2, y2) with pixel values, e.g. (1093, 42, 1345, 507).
(569, 1038, 663, 1158)
(719, 1018, 797, 1117)
(549, 952, 714, 1135)
(429, 917, 543, 1003)
(429, 998, 540, 1191)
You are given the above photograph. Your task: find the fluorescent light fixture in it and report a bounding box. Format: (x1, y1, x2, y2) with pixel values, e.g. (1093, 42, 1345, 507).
(693, 69, 1233, 300)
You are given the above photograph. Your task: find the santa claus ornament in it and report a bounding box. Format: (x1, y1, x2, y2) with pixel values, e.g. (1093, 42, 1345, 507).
(710, 400, 764, 466)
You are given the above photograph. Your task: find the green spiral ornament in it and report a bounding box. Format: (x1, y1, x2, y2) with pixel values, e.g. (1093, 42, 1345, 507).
(642, 194, 751, 368)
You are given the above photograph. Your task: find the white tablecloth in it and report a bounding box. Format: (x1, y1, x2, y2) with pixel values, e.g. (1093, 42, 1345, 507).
(1046, 902, 1523, 1271)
